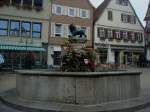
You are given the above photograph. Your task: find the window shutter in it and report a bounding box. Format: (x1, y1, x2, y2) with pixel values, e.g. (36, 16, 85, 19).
(127, 15, 130, 23)
(76, 8, 80, 17)
(120, 31, 123, 39)
(113, 30, 116, 39)
(63, 6, 68, 15)
(51, 22, 55, 37)
(105, 28, 108, 39)
(87, 27, 90, 40)
(127, 31, 131, 41)
(63, 24, 68, 38)
(134, 16, 136, 24)
(121, 14, 123, 22)
(52, 4, 55, 14)
(97, 28, 100, 37)
(87, 10, 90, 19)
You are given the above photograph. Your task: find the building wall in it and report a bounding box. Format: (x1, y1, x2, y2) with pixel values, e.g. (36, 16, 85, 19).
(47, 0, 94, 67)
(50, 0, 94, 47)
(0, 0, 51, 44)
(95, 0, 143, 31)
(94, 0, 145, 65)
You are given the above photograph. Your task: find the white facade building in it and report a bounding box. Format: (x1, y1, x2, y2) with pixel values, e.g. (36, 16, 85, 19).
(94, 0, 145, 65)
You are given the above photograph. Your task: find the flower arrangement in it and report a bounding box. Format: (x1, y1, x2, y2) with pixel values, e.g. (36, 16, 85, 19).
(61, 42, 96, 72)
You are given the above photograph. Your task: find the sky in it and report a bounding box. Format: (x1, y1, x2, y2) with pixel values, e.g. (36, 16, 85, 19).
(89, 0, 149, 27)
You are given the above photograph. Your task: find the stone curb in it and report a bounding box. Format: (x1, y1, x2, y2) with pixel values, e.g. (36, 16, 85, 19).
(1, 90, 150, 112)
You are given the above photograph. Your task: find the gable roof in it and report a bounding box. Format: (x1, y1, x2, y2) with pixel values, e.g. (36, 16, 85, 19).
(94, 0, 144, 29)
(94, 0, 110, 23)
(144, 0, 150, 21)
(87, 0, 95, 9)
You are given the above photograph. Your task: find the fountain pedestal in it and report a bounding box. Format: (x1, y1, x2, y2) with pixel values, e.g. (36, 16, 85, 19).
(16, 70, 141, 105)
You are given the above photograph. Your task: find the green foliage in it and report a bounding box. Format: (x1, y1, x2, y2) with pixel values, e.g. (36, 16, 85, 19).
(61, 45, 96, 72)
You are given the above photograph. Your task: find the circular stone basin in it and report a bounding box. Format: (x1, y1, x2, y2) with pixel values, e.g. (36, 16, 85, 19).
(16, 70, 141, 105)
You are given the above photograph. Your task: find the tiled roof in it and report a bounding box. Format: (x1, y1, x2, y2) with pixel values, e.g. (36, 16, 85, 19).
(144, 0, 150, 20)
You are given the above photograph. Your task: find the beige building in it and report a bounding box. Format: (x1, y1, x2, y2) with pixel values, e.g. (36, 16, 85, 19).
(48, 0, 94, 67)
(0, 0, 50, 68)
(94, 0, 145, 65)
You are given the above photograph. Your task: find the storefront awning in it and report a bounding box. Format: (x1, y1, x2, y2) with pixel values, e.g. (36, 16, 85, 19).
(0, 45, 46, 52)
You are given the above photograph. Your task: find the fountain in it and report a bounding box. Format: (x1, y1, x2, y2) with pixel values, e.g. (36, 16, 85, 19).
(0, 24, 141, 111)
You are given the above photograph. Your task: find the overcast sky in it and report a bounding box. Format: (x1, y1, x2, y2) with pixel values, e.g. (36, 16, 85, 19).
(89, 0, 149, 26)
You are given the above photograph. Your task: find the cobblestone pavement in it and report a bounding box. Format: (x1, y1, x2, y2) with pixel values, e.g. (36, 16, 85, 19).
(0, 72, 22, 112)
(0, 68, 150, 112)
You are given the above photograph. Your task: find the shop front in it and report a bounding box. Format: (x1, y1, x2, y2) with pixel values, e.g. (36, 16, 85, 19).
(0, 44, 46, 69)
(95, 45, 144, 66)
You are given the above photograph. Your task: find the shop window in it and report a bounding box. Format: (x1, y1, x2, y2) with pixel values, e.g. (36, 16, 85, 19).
(21, 22, 31, 37)
(53, 51, 61, 66)
(55, 24, 62, 37)
(0, 19, 8, 36)
(12, 0, 21, 6)
(10, 20, 20, 37)
(34, 0, 43, 10)
(32, 22, 42, 38)
(0, 0, 10, 5)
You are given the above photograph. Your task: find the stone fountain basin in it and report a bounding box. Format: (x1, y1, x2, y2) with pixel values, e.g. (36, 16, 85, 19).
(15, 70, 141, 105)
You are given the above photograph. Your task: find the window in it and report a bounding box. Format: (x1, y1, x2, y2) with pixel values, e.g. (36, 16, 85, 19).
(12, 0, 21, 5)
(137, 33, 143, 43)
(32, 23, 42, 38)
(34, 0, 43, 8)
(55, 24, 62, 37)
(121, 13, 127, 23)
(108, 11, 113, 21)
(21, 22, 31, 37)
(123, 31, 128, 40)
(55, 5, 63, 15)
(68, 7, 76, 17)
(121, 13, 136, 24)
(97, 28, 105, 39)
(131, 32, 135, 41)
(10, 20, 20, 37)
(116, 31, 120, 40)
(80, 9, 88, 18)
(23, 0, 32, 6)
(53, 51, 61, 65)
(116, 0, 128, 6)
(130, 16, 136, 24)
(0, 19, 8, 36)
(107, 29, 113, 39)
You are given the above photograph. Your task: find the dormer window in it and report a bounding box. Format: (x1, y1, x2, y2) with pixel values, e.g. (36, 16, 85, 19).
(34, 0, 43, 9)
(12, 0, 21, 6)
(116, 0, 128, 6)
(23, 0, 32, 7)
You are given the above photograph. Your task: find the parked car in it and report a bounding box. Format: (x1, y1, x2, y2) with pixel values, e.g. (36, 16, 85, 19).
(0, 54, 4, 68)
